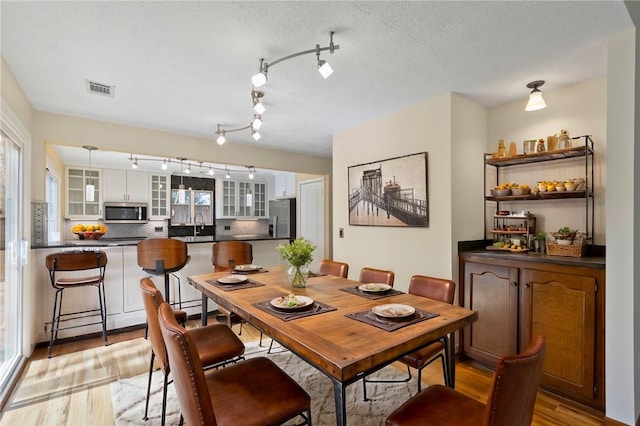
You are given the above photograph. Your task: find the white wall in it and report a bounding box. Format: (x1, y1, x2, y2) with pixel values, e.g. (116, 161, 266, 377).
(488, 78, 607, 244)
(606, 27, 638, 425)
(333, 93, 468, 290)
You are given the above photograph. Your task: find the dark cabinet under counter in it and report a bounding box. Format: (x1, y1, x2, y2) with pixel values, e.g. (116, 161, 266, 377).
(459, 251, 605, 410)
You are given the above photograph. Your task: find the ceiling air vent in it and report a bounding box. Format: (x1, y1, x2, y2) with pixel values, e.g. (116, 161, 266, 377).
(85, 79, 115, 98)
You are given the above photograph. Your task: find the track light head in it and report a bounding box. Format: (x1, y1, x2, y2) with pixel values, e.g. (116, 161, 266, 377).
(252, 58, 268, 87)
(252, 115, 263, 130)
(252, 130, 261, 141)
(317, 59, 333, 79)
(161, 159, 168, 170)
(215, 124, 226, 145)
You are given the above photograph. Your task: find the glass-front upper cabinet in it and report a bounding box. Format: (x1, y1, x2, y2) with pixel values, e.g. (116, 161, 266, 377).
(253, 182, 267, 217)
(65, 167, 101, 219)
(194, 190, 213, 224)
(150, 174, 170, 219)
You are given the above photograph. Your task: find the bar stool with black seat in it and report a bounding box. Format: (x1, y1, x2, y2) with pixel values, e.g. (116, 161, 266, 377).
(385, 335, 546, 426)
(158, 302, 311, 426)
(137, 238, 190, 306)
(359, 266, 395, 286)
(45, 250, 109, 358)
(140, 277, 245, 426)
(211, 241, 253, 334)
(363, 275, 455, 400)
(319, 259, 349, 278)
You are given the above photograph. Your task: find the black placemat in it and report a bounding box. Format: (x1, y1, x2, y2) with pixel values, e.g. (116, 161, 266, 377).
(253, 300, 337, 321)
(205, 278, 265, 292)
(345, 308, 439, 332)
(233, 268, 269, 275)
(340, 286, 404, 300)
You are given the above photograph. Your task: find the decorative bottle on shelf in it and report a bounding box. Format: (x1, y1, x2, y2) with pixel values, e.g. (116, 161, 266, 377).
(536, 138, 545, 153)
(557, 129, 572, 149)
(497, 140, 506, 158)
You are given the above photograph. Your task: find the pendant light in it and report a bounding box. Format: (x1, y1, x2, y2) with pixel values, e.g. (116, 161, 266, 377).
(525, 80, 546, 111)
(177, 158, 187, 204)
(83, 146, 97, 202)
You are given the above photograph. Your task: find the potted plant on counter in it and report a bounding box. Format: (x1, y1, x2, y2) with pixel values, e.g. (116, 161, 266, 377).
(534, 231, 547, 254)
(551, 227, 578, 245)
(276, 238, 316, 288)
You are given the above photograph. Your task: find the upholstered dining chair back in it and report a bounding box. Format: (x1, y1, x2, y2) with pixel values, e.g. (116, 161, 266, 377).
(359, 267, 395, 286)
(484, 335, 546, 426)
(408, 275, 455, 304)
(212, 241, 253, 271)
(319, 259, 349, 278)
(140, 277, 171, 374)
(158, 303, 216, 425)
(137, 238, 189, 273)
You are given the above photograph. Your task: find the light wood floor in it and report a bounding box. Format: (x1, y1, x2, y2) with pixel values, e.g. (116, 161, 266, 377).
(0, 319, 604, 426)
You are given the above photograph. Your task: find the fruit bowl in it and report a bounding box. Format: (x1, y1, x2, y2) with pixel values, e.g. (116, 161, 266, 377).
(490, 188, 512, 197)
(74, 231, 105, 240)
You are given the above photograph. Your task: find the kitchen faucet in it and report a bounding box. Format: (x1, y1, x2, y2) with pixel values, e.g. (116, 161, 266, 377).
(194, 212, 205, 236)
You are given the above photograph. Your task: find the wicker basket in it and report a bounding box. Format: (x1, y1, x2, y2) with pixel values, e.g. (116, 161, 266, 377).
(546, 242, 586, 257)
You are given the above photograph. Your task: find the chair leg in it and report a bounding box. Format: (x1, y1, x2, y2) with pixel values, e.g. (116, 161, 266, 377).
(362, 377, 369, 402)
(143, 351, 155, 420)
(48, 289, 63, 358)
(161, 370, 169, 426)
(442, 335, 452, 388)
(97, 282, 108, 346)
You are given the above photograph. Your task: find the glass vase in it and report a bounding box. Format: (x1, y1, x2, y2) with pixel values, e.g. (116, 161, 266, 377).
(287, 264, 309, 288)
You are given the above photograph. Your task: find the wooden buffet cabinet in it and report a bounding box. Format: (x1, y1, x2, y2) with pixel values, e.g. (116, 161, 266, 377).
(459, 251, 605, 410)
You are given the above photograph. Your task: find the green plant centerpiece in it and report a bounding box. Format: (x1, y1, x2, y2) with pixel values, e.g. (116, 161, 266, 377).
(535, 231, 547, 240)
(276, 238, 316, 288)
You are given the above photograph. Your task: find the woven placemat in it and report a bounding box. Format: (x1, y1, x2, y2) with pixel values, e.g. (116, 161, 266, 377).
(340, 286, 404, 300)
(345, 308, 439, 332)
(205, 278, 265, 292)
(253, 300, 337, 321)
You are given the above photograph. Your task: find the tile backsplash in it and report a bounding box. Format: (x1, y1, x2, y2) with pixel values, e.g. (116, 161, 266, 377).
(216, 219, 269, 237)
(63, 219, 168, 240)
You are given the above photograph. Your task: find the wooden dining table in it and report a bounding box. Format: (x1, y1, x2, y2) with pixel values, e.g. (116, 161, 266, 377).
(188, 268, 477, 426)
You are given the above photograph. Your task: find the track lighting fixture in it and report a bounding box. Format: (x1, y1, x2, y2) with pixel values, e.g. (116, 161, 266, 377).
(525, 80, 547, 111)
(217, 32, 340, 146)
(161, 159, 168, 170)
(208, 166, 214, 176)
(127, 154, 259, 180)
(247, 166, 255, 180)
(225, 166, 230, 179)
(132, 157, 138, 169)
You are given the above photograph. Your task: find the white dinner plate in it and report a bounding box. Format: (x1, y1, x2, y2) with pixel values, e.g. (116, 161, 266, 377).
(359, 283, 392, 293)
(270, 295, 314, 311)
(372, 304, 416, 318)
(234, 264, 260, 272)
(217, 274, 249, 285)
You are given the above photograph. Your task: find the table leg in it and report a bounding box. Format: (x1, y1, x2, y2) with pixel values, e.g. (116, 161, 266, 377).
(201, 294, 208, 326)
(164, 273, 170, 305)
(332, 380, 347, 426)
(447, 331, 456, 388)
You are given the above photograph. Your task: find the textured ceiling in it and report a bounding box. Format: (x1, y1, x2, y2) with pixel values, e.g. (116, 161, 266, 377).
(1, 1, 633, 158)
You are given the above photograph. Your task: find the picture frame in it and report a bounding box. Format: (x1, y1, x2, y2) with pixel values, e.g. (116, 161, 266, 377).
(348, 152, 428, 227)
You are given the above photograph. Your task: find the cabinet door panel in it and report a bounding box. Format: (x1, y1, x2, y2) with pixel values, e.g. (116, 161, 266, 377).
(463, 262, 518, 365)
(520, 268, 596, 402)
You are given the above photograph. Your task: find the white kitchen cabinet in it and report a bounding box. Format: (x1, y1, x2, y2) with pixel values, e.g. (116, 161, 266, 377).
(274, 172, 296, 199)
(65, 166, 102, 219)
(103, 169, 149, 203)
(218, 179, 267, 218)
(149, 173, 170, 219)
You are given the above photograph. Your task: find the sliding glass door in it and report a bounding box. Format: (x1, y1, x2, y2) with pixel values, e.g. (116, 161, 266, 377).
(0, 129, 24, 394)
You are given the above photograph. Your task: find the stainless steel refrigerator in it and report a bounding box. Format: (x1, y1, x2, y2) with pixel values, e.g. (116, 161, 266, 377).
(269, 199, 296, 241)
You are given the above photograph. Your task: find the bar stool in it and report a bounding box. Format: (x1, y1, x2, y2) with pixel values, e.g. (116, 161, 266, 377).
(137, 238, 190, 305)
(45, 250, 109, 358)
(211, 241, 253, 334)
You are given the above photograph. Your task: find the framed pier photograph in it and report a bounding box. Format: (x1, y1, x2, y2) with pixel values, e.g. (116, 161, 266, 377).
(348, 152, 429, 227)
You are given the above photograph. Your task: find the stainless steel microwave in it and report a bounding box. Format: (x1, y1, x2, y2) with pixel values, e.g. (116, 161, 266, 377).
(103, 202, 148, 223)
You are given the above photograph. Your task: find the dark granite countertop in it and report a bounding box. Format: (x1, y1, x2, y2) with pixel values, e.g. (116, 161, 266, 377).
(460, 249, 605, 268)
(33, 234, 289, 249)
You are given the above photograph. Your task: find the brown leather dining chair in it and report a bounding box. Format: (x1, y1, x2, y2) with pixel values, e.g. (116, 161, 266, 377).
(137, 238, 190, 306)
(211, 241, 253, 333)
(363, 275, 455, 400)
(45, 250, 109, 358)
(319, 259, 350, 278)
(140, 278, 245, 426)
(359, 266, 395, 286)
(385, 335, 546, 426)
(158, 302, 312, 426)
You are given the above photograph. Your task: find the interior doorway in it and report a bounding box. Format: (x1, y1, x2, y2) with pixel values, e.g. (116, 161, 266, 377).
(299, 178, 325, 273)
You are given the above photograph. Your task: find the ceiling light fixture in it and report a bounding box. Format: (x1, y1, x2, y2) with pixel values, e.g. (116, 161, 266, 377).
(132, 157, 139, 169)
(208, 166, 214, 176)
(225, 166, 230, 179)
(252, 90, 266, 115)
(247, 166, 255, 180)
(525, 80, 546, 111)
(215, 121, 258, 143)
(161, 159, 168, 170)
(252, 129, 261, 141)
(252, 115, 263, 130)
(83, 145, 97, 202)
(177, 158, 187, 203)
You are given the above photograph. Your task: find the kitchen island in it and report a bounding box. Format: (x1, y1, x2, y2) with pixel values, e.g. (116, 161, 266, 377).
(32, 235, 290, 344)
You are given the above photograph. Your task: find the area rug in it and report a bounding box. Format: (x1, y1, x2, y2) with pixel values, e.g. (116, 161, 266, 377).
(111, 340, 418, 425)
